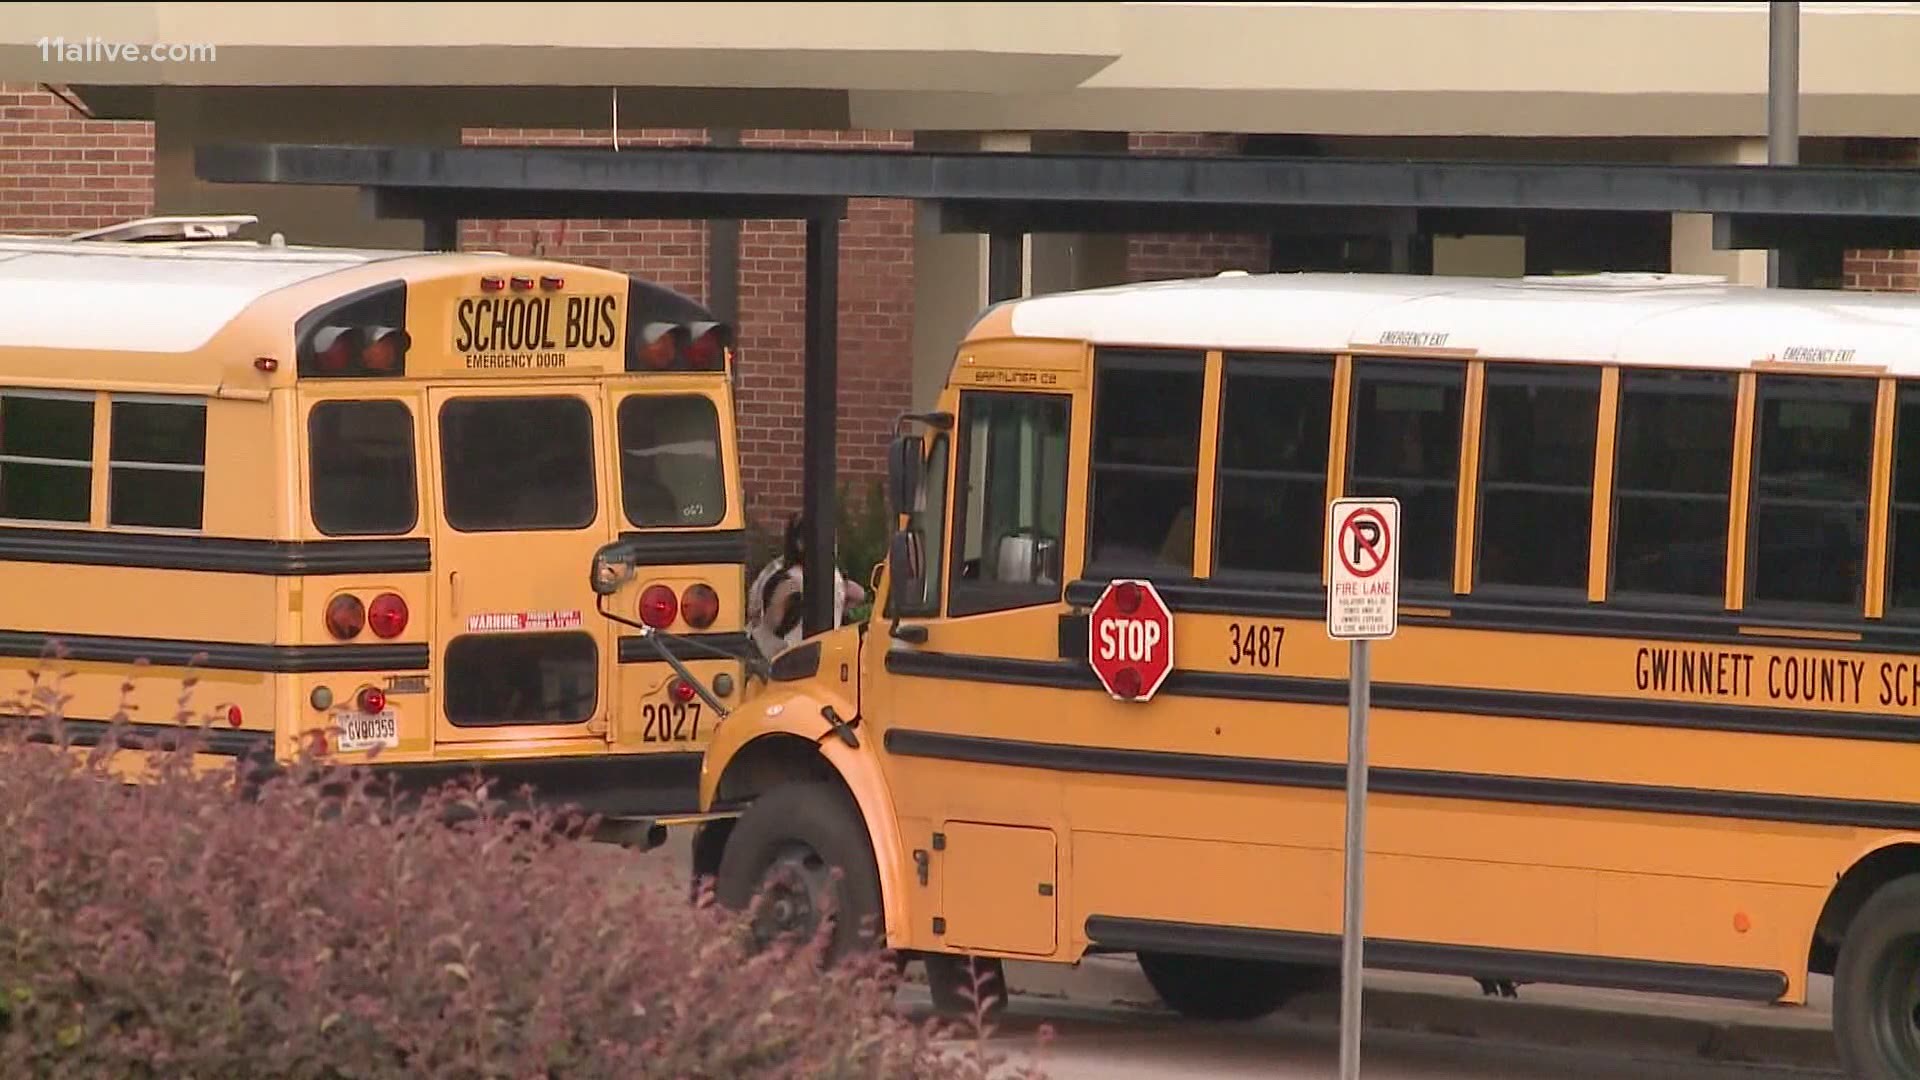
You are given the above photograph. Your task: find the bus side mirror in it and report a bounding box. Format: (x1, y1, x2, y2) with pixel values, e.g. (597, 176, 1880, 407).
(886, 528, 929, 644)
(589, 540, 640, 596)
(888, 434, 925, 518)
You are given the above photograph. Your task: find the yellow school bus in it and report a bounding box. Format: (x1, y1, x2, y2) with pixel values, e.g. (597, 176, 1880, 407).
(689, 270, 1920, 1077)
(0, 219, 747, 829)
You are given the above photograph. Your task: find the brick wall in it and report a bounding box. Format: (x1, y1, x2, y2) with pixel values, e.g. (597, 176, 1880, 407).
(457, 127, 916, 530)
(1842, 250, 1920, 292)
(0, 84, 152, 233)
(1842, 139, 1920, 292)
(1125, 133, 1270, 281)
(458, 127, 708, 298)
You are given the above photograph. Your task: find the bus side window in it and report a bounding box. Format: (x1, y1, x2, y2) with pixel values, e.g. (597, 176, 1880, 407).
(948, 392, 1071, 618)
(1611, 370, 1737, 603)
(1346, 359, 1465, 590)
(1888, 385, 1920, 614)
(108, 395, 206, 531)
(1747, 375, 1874, 610)
(1212, 354, 1334, 582)
(1086, 349, 1205, 577)
(309, 400, 418, 536)
(0, 391, 94, 523)
(1475, 364, 1601, 595)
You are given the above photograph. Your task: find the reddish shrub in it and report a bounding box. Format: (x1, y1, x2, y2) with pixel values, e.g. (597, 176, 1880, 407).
(0, 670, 1050, 1079)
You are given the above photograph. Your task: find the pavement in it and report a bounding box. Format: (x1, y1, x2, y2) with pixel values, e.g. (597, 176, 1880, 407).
(979, 955, 1838, 1073)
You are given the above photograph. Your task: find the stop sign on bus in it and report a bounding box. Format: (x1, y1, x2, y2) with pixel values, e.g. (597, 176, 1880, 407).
(1089, 579, 1174, 702)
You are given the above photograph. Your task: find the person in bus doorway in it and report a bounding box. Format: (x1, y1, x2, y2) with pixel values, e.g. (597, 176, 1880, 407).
(747, 514, 867, 659)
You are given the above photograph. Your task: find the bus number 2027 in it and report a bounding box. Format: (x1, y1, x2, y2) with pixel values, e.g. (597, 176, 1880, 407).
(641, 702, 702, 743)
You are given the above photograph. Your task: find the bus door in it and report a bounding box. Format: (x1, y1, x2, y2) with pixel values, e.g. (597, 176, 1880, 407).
(875, 387, 1077, 956)
(427, 385, 614, 747)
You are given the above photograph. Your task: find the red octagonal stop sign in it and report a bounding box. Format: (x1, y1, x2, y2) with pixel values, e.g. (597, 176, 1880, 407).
(1088, 578, 1174, 702)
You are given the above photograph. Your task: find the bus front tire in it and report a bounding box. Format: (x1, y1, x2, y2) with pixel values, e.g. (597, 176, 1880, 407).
(713, 781, 884, 966)
(925, 953, 1010, 1019)
(1137, 951, 1329, 1022)
(1834, 875, 1920, 1079)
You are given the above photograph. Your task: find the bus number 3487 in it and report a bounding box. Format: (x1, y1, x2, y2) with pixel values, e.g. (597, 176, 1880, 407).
(1227, 622, 1286, 670)
(641, 702, 702, 743)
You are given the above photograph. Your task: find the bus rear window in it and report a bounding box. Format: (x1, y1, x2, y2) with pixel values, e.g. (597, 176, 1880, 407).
(309, 400, 418, 536)
(618, 395, 724, 528)
(440, 396, 596, 532)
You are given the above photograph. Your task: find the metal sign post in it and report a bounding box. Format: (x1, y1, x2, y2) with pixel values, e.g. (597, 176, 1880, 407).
(1326, 497, 1400, 1080)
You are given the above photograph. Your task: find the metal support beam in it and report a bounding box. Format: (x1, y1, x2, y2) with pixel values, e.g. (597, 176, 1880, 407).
(208, 144, 1920, 224)
(987, 231, 1024, 302)
(1769, 0, 1800, 287)
(370, 187, 846, 224)
(1717, 212, 1920, 251)
(707, 129, 741, 324)
(802, 215, 840, 638)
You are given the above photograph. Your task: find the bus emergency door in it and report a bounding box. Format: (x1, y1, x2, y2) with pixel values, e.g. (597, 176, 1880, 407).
(427, 385, 614, 746)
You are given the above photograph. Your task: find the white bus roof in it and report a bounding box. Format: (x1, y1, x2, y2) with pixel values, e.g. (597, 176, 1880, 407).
(0, 236, 486, 354)
(1001, 272, 1920, 374)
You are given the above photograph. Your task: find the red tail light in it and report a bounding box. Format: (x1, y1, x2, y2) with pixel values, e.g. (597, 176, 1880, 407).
(639, 584, 678, 628)
(361, 327, 410, 373)
(226, 705, 243, 728)
(685, 327, 727, 370)
(480, 275, 505, 292)
(670, 678, 697, 704)
(680, 584, 719, 629)
(325, 594, 365, 639)
(681, 321, 732, 371)
(640, 337, 676, 369)
(510, 275, 535, 292)
(540, 275, 564, 291)
(357, 687, 387, 714)
(636, 323, 680, 370)
(313, 326, 359, 373)
(367, 592, 409, 638)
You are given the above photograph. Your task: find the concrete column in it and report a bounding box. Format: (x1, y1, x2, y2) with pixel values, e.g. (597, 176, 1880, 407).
(909, 131, 1034, 411)
(1031, 132, 1132, 294)
(910, 130, 1134, 412)
(153, 87, 463, 249)
(1432, 235, 1525, 278)
(1671, 138, 1769, 285)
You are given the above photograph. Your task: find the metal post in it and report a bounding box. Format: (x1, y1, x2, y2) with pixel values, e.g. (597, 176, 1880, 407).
(1768, 1, 1799, 287)
(1339, 638, 1370, 1080)
(707, 129, 741, 324)
(802, 215, 840, 637)
(987, 231, 1024, 302)
(423, 215, 458, 253)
